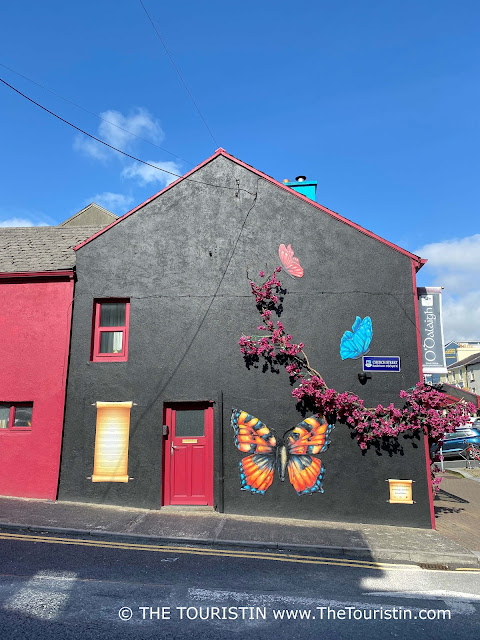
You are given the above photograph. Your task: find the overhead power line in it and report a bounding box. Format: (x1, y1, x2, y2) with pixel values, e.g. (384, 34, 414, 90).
(0, 62, 193, 166)
(138, 0, 219, 149)
(0, 76, 254, 195)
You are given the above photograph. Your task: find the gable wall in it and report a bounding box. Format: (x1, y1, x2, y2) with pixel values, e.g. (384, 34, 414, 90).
(58, 155, 431, 527)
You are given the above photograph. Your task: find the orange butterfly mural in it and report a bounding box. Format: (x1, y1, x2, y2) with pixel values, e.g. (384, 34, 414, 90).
(231, 409, 334, 495)
(278, 243, 304, 278)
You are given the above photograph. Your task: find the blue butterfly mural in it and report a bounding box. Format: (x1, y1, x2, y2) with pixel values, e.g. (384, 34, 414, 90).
(340, 316, 373, 360)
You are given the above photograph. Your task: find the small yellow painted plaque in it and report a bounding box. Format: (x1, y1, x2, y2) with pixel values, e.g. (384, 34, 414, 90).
(182, 439, 198, 444)
(388, 479, 414, 504)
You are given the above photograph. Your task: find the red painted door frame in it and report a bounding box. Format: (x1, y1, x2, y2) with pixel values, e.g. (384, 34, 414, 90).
(163, 403, 214, 506)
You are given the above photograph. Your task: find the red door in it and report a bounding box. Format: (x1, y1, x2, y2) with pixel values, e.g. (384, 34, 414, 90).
(163, 403, 213, 506)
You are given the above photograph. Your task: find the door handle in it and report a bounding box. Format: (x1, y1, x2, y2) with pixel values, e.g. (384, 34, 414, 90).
(171, 443, 179, 455)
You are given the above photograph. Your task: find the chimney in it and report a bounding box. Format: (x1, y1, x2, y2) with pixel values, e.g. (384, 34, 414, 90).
(282, 175, 317, 201)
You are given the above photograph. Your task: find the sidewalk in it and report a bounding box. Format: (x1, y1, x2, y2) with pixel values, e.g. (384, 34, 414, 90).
(434, 471, 480, 555)
(0, 493, 478, 569)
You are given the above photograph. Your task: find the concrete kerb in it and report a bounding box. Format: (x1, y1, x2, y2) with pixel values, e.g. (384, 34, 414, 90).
(0, 522, 478, 569)
(445, 467, 480, 483)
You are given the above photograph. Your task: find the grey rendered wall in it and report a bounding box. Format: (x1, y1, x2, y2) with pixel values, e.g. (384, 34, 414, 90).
(58, 154, 431, 528)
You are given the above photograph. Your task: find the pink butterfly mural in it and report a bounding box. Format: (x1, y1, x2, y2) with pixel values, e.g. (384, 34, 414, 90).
(278, 244, 304, 278)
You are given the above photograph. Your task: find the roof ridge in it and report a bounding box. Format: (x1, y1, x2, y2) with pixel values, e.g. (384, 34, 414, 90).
(0, 226, 104, 233)
(57, 202, 118, 227)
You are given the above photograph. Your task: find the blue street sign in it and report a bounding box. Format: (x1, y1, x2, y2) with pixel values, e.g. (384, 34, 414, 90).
(362, 356, 401, 372)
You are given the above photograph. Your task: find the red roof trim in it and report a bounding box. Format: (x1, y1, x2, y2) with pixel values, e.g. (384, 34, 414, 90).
(440, 384, 480, 409)
(0, 269, 74, 280)
(73, 148, 426, 268)
(411, 261, 424, 379)
(443, 392, 480, 410)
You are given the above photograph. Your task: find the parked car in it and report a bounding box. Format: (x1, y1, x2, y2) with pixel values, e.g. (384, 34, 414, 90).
(441, 419, 480, 457)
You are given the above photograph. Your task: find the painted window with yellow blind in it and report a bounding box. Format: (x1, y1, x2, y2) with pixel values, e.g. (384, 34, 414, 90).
(92, 401, 133, 482)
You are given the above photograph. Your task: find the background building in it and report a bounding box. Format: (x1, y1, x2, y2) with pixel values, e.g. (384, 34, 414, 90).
(444, 341, 480, 368)
(444, 352, 480, 396)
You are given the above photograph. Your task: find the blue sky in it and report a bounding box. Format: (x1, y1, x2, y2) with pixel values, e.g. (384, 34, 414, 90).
(1, 1, 479, 339)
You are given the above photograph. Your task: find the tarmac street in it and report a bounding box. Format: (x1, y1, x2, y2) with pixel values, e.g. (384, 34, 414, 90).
(0, 471, 479, 638)
(0, 532, 480, 639)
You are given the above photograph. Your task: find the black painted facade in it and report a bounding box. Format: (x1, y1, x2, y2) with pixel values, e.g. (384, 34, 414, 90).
(58, 151, 432, 528)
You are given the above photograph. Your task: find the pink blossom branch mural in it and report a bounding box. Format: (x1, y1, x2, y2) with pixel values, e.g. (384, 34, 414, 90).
(239, 268, 475, 496)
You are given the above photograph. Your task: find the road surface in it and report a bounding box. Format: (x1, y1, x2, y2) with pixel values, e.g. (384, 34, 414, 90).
(0, 530, 479, 639)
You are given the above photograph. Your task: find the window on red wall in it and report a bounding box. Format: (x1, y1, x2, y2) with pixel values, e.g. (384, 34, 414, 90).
(92, 300, 130, 362)
(0, 403, 33, 431)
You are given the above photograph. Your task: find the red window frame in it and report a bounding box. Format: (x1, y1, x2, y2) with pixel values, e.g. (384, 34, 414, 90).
(91, 299, 130, 362)
(0, 402, 33, 432)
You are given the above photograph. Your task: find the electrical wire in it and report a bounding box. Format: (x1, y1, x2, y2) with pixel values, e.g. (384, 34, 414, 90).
(0, 76, 255, 195)
(138, 0, 219, 149)
(76, 178, 260, 412)
(0, 62, 193, 166)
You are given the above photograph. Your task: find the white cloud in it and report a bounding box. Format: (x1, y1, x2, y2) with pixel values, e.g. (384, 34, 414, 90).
(441, 291, 480, 343)
(416, 234, 480, 290)
(73, 135, 107, 161)
(121, 160, 182, 188)
(90, 192, 134, 213)
(0, 217, 38, 227)
(0, 208, 51, 227)
(416, 234, 480, 342)
(98, 108, 164, 149)
(73, 108, 164, 160)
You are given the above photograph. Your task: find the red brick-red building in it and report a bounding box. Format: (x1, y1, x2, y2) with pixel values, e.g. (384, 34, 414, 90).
(0, 204, 116, 499)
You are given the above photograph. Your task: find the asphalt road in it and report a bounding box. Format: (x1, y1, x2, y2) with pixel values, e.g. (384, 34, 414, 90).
(0, 531, 479, 639)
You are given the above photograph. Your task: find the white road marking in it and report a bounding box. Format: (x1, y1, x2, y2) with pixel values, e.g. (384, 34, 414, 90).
(188, 587, 467, 615)
(2, 570, 77, 620)
(365, 590, 480, 615)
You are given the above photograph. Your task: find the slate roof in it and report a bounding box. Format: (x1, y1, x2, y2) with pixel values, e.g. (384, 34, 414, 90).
(0, 227, 104, 273)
